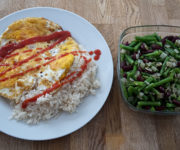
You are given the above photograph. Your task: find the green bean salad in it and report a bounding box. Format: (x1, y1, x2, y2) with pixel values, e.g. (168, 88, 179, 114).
(120, 33, 180, 112)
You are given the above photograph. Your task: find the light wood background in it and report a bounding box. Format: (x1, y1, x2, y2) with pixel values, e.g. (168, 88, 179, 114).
(0, 0, 180, 150)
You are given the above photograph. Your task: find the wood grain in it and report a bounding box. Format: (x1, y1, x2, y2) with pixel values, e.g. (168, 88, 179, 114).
(0, 0, 180, 150)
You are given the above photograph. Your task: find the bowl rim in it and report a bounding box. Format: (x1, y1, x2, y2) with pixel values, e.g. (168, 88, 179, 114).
(117, 25, 180, 115)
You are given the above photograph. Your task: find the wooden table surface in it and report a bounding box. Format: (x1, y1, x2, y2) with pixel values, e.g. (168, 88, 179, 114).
(0, 0, 180, 150)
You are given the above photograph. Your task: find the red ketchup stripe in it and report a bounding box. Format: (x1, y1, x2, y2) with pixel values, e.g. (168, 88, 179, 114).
(0, 63, 10, 66)
(0, 32, 71, 77)
(23, 49, 33, 53)
(36, 48, 42, 50)
(44, 57, 53, 60)
(34, 58, 42, 61)
(21, 56, 92, 109)
(4, 52, 19, 59)
(0, 31, 71, 60)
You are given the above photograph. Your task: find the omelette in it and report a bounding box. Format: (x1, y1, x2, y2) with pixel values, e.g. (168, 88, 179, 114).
(0, 17, 80, 104)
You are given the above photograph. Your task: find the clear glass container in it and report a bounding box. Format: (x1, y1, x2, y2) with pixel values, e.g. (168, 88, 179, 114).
(117, 25, 180, 115)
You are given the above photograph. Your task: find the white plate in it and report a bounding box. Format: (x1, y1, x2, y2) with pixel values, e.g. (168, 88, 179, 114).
(0, 7, 113, 140)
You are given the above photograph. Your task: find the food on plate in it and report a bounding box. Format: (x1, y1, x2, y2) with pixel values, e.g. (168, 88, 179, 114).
(119, 33, 180, 112)
(0, 17, 101, 124)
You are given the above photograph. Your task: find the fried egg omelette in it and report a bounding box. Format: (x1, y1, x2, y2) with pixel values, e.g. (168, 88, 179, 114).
(0, 17, 80, 103)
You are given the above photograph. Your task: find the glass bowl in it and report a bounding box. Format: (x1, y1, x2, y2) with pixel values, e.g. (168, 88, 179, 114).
(117, 25, 180, 115)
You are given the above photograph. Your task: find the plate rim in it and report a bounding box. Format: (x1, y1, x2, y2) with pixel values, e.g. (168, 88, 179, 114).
(0, 7, 114, 141)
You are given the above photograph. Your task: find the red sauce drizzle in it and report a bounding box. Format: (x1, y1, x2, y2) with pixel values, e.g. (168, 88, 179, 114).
(23, 49, 33, 53)
(0, 63, 10, 66)
(22, 56, 92, 109)
(44, 57, 53, 60)
(34, 58, 42, 61)
(4, 52, 19, 59)
(36, 48, 42, 50)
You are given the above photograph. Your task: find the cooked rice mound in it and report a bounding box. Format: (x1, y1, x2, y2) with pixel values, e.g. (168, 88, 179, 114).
(11, 52, 100, 124)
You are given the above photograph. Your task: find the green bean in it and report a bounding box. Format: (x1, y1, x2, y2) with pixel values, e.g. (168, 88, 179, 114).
(163, 68, 171, 77)
(168, 108, 174, 111)
(120, 44, 134, 52)
(138, 77, 154, 92)
(142, 95, 148, 101)
(160, 56, 170, 75)
(150, 95, 155, 101)
(178, 96, 180, 101)
(172, 68, 180, 73)
(166, 103, 176, 108)
(152, 88, 162, 99)
(135, 36, 157, 42)
(154, 33, 162, 41)
(140, 55, 144, 59)
(127, 65, 137, 79)
(144, 50, 162, 57)
(128, 86, 135, 96)
(134, 42, 142, 52)
(165, 47, 180, 60)
(137, 101, 161, 107)
(120, 53, 125, 61)
(129, 40, 138, 47)
(141, 72, 151, 76)
(166, 39, 176, 49)
(149, 41, 163, 47)
(165, 47, 175, 56)
(125, 54, 134, 65)
(150, 107, 156, 111)
(138, 33, 157, 39)
(146, 75, 173, 91)
(133, 81, 144, 86)
(122, 84, 128, 98)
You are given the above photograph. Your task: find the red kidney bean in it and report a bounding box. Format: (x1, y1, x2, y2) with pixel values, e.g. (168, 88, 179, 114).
(138, 67, 143, 72)
(158, 86, 165, 93)
(124, 41, 129, 46)
(172, 100, 180, 106)
(141, 49, 154, 54)
(151, 44, 162, 50)
(123, 73, 127, 78)
(120, 61, 127, 68)
(177, 61, 180, 67)
(137, 75, 144, 81)
(162, 35, 177, 45)
(172, 36, 180, 43)
(165, 90, 171, 97)
(143, 58, 149, 63)
(122, 65, 133, 71)
(131, 53, 137, 60)
(155, 106, 165, 111)
(143, 106, 151, 110)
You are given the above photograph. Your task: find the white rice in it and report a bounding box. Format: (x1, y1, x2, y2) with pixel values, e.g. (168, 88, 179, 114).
(10, 53, 100, 124)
